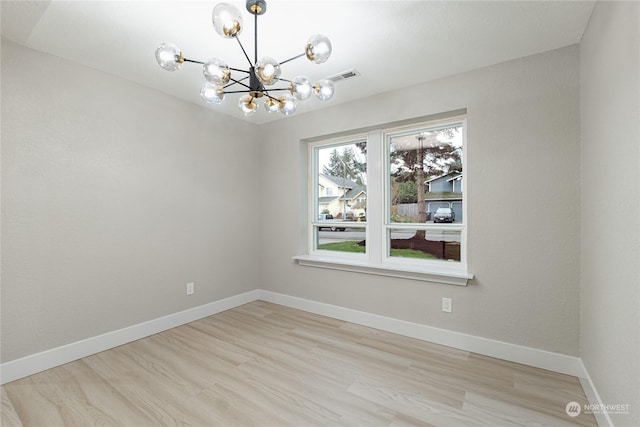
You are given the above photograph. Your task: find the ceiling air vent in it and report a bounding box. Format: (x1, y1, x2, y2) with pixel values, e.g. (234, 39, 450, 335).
(326, 69, 361, 83)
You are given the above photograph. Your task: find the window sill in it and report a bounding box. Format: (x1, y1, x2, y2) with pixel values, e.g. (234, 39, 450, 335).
(292, 254, 472, 286)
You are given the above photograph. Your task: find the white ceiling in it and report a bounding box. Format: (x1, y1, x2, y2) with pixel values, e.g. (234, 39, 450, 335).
(1, 0, 595, 124)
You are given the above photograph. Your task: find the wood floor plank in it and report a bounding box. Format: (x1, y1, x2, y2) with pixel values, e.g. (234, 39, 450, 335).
(342, 322, 471, 362)
(347, 374, 478, 427)
(1, 301, 597, 426)
(238, 357, 397, 426)
(4, 360, 154, 426)
(84, 347, 226, 426)
(1, 387, 23, 427)
(390, 412, 438, 427)
(462, 391, 597, 427)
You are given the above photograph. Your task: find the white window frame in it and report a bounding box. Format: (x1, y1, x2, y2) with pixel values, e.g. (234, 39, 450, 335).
(383, 118, 468, 271)
(294, 115, 472, 286)
(309, 135, 368, 262)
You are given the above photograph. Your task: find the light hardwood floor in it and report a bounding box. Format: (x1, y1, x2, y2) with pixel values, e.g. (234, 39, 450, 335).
(2, 301, 596, 426)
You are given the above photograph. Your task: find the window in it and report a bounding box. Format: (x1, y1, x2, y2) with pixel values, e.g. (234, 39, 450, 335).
(386, 122, 464, 264)
(296, 115, 471, 286)
(311, 137, 367, 255)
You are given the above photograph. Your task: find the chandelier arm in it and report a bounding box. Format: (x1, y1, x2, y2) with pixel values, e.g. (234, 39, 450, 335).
(224, 76, 249, 89)
(225, 78, 252, 91)
(263, 93, 279, 101)
(183, 58, 205, 65)
(278, 52, 306, 66)
(262, 88, 291, 101)
(229, 67, 251, 73)
(223, 89, 253, 94)
(235, 37, 253, 67)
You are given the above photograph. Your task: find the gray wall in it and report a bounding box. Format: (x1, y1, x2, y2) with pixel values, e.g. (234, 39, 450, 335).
(259, 46, 582, 356)
(1, 40, 260, 362)
(580, 2, 640, 426)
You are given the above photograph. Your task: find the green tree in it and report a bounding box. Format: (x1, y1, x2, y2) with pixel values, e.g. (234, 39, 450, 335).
(391, 180, 418, 204)
(322, 146, 366, 184)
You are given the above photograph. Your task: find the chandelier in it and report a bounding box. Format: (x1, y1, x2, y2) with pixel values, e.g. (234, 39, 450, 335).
(155, 0, 334, 116)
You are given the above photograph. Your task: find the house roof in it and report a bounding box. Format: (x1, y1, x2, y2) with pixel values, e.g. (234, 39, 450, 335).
(425, 171, 463, 184)
(346, 187, 366, 200)
(319, 175, 367, 202)
(318, 196, 339, 204)
(320, 174, 360, 190)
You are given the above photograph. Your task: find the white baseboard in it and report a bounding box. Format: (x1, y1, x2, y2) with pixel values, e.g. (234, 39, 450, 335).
(578, 360, 613, 427)
(257, 290, 588, 379)
(0, 290, 260, 385)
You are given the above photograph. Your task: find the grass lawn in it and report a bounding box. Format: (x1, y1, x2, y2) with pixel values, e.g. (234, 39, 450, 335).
(318, 241, 436, 259)
(318, 241, 365, 253)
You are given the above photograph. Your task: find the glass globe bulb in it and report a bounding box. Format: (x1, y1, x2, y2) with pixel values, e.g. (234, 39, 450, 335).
(212, 3, 243, 38)
(203, 58, 230, 85)
(200, 82, 225, 105)
(279, 94, 297, 116)
(314, 79, 335, 101)
(290, 76, 312, 100)
(305, 34, 332, 64)
(264, 97, 281, 113)
(255, 57, 281, 86)
(239, 95, 257, 115)
(155, 43, 183, 71)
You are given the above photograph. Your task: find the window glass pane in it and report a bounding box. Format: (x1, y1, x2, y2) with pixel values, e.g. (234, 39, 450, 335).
(314, 141, 367, 252)
(316, 225, 366, 254)
(388, 124, 463, 224)
(388, 228, 461, 262)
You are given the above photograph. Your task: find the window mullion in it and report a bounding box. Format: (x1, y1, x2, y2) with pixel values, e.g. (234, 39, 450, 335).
(309, 143, 319, 253)
(366, 129, 384, 263)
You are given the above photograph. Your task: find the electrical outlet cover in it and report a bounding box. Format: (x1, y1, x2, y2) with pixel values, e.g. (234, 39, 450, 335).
(442, 297, 452, 313)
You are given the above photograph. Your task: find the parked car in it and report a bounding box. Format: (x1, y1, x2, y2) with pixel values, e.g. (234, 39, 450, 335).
(317, 214, 346, 231)
(433, 207, 455, 223)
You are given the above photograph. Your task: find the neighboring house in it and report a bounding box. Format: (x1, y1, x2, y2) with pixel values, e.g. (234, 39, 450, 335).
(395, 171, 464, 222)
(426, 171, 463, 193)
(318, 174, 366, 219)
(426, 171, 463, 221)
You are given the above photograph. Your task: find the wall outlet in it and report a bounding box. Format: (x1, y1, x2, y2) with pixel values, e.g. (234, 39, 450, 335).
(186, 282, 195, 295)
(442, 297, 452, 313)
